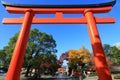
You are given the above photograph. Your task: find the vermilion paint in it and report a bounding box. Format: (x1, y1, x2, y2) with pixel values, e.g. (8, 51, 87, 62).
(84, 10, 112, 80)
(6, 11, 34, 80)
(3, 6, 114, 80)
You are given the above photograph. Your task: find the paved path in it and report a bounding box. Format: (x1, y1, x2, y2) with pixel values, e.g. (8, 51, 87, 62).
(84, 76, 98, 80)
(0, 74, 119, 80)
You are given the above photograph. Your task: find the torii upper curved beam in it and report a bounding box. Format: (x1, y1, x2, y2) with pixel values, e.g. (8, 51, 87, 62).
(1, 0, 116, 8)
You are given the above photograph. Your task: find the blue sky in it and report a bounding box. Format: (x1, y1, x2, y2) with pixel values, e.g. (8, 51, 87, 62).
(0, 0, 120, 61)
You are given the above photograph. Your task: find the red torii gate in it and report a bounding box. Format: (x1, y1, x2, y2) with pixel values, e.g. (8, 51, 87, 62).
(1, 1, 116, 80)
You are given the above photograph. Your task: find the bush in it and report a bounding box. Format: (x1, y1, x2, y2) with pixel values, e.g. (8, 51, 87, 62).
(89, 72, 97, 76)
(114, 75, 120, 79)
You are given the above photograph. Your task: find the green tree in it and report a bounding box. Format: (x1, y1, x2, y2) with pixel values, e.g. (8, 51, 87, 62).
(0, 32, 19, 69)
(0, 28, 57, 77)
(103, 44, 120, 65)
(0, 46, 13, 70)
(109, 46, 120, 65)
(103, 44, 111, 54)
(27, 53, 60, 78)
(0, 50, 7, 68)
(38, 54, 60, 75)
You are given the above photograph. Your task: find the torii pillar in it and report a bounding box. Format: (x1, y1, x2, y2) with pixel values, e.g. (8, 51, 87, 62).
(1, 1, 116, 80)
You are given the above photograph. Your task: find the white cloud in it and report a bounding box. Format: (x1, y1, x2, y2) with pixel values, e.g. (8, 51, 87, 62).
(113, 42, 120, 49)
(113, 42, 120, 46)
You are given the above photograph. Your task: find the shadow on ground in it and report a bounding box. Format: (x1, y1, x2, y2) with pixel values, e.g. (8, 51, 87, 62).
(23, 77, 71, 80)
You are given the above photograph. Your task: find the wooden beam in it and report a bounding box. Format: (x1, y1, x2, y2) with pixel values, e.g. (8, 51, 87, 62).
(3, 17, 115, 24)
(5, 6, 112, 14)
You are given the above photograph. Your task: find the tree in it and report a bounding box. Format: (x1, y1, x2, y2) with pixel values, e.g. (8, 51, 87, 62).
(38, 54, 60, 75)
(109, 46, 120, 65)
(68, 46, 90, 75)
(0, 32, 19, 69)
(68, 46, 90, 67)
(0, 50, 7, 68)
(22, 29, 57, 77)
(0, 28, 57, 77)
(0, 46, 13, 70)
(27, 53, 60, 78)
(103, 44, 111, 55)
(89, 54, 113, 72)
(103, 44, 120, 65)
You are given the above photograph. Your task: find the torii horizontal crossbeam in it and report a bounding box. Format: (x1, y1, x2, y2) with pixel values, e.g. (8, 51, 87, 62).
(3, 17, 115, 24)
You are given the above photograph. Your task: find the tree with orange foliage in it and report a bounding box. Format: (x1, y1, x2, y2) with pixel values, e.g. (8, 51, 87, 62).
(68, 46, 90, 66)
(67, 46, 90, 75)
